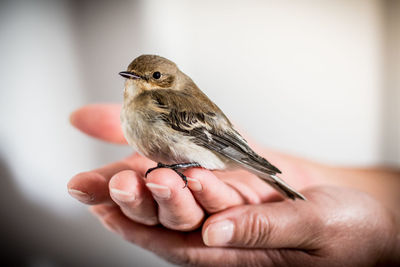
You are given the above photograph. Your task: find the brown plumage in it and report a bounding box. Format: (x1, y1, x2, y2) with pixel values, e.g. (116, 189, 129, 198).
(120, 54, 305, 200)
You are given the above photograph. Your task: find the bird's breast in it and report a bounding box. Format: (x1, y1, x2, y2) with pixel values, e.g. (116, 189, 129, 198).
(121, 105, 228, 169)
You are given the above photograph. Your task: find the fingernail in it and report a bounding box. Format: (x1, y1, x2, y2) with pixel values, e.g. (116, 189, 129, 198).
(110, 188, 136, 202)
(203, 220, 234, 246)
(187, 177, 203, 192)
(68, 188, 92, 202)
(146, 183, 171, 199)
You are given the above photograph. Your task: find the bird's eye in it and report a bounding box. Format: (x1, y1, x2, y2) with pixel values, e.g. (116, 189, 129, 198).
(152, 71, 161, 79)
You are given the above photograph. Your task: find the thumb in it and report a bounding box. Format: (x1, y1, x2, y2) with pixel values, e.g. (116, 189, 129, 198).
(202, 197, 322, 250)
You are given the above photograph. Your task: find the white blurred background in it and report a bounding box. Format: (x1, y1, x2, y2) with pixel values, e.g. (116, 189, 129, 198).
(0, 0, 399, 266)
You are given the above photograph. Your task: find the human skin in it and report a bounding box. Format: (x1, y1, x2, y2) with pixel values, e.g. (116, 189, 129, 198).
(68, 104, 400, 266)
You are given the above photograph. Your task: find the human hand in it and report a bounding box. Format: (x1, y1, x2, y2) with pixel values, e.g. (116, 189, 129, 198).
(67, 104, 399, 266)
(68, 104, 318, 230)
(90, 186, 399, 267)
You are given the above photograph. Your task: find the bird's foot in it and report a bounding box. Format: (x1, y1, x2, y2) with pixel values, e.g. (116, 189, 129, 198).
(145, 162, 201, 188)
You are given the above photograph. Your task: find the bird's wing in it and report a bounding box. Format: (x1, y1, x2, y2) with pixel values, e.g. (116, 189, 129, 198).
(147, 89, 281, 174)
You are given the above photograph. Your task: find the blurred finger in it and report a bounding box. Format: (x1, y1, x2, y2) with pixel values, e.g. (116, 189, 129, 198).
(68, 160, 132, 204)
(146, 168, 205, 231)
(109, 170, 158, 225)
(68, 154, 151, 204)
(89, 204, 194, 255)
(70, 104, 127, 144)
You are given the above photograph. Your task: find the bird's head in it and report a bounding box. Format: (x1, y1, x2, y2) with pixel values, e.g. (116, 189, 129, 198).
(120, 55, 183, 97)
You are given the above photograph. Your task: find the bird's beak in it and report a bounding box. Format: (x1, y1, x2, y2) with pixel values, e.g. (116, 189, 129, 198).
(119, 71, 142, 79)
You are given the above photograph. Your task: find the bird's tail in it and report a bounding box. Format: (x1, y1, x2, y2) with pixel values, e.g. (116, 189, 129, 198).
(252, 171, 306, 200)
(268, 174, 306, 200)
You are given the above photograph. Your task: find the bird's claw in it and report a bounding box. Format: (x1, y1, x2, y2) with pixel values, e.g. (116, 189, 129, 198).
(145, 162, 199, 188)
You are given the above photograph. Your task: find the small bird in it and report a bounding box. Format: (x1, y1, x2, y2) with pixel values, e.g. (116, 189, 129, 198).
(119, 55, 305, 200)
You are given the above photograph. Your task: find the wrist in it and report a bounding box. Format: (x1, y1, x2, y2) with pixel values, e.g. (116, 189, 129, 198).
(390, 210, 400, 265)
(323, 167, 400, 212)
(378, 208, 400, 266)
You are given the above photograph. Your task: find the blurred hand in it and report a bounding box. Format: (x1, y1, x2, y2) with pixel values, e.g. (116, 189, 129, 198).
(68, 104, 399, 266)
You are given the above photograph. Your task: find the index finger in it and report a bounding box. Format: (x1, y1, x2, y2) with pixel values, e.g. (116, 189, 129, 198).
(70, 103, 127, 144)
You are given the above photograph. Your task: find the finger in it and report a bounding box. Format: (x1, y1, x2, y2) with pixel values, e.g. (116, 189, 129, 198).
(202, 189, 322, 249)
(70, 104, 127, 144)
(109, 170, 158, 225)
(90, 205, 295, 266)
(146, 168, 205, 231)
(90, 204, 170, 246)
(183, 168, 248, 213)
(68, 154, 153, 204)
(68, 160, 132, 204)
(215, 169, 279, 201)
(89, 204, 207, 262)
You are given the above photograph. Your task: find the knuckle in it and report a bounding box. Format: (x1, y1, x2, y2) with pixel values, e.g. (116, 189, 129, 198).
(238, 210, 272, 247)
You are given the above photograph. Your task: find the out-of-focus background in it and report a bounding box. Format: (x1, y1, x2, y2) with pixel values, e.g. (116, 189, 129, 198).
(0, 0, 399, 266)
